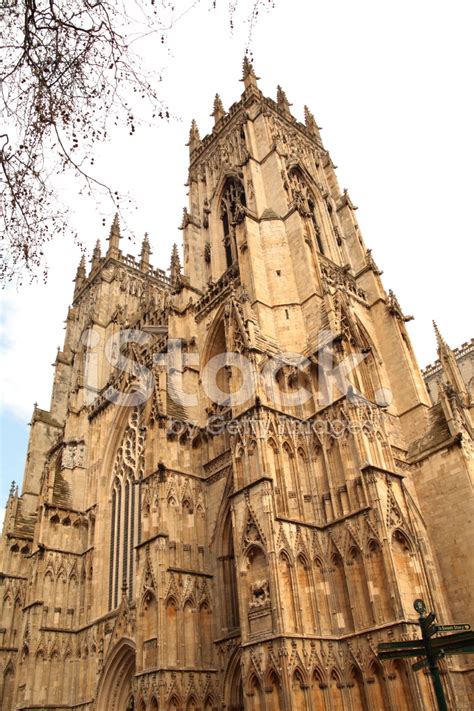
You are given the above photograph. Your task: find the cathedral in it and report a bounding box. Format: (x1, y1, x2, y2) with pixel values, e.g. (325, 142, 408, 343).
(1, 59, 473, 710)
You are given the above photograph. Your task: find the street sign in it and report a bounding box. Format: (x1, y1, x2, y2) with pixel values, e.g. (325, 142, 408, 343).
(436, 624, 470, 632)
(377, 601, 472, 711)
(430, 631, 474, 649)
(421, 612, 436, 629)
(414, 598, 426, 614)
(440, 645, 474, 656)
(421, 612, 437, 638)
(378, 649, 429, 660)
(412, 658, 430, 672)
(378, 640, 424, 650)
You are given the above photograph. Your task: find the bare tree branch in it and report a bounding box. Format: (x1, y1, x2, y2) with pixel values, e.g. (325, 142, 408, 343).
(0, 0, 275, 285)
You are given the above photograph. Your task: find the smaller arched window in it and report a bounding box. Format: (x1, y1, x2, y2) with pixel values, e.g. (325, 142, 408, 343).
(307, 197, 325, 254)
(220, 178, 246, 268)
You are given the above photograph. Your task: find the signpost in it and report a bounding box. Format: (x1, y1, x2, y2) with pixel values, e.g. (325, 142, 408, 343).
(436, 624, 470, 633)
(377, 600, 474, 711)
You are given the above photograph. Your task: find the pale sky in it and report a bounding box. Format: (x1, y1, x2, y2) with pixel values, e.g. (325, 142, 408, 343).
(0, 0, 473, 497)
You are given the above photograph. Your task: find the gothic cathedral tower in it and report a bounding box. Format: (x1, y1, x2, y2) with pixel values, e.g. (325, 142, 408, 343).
(1, 59, 473, 710)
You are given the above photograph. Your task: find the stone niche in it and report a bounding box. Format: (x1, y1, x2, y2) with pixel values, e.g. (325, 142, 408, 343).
(248, 578, 272, 636)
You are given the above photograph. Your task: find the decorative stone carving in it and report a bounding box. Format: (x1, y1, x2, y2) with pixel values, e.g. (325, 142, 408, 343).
(249, 579, 270, 608)
(387, 289, 414, 322)
(62, 441, 85, 469)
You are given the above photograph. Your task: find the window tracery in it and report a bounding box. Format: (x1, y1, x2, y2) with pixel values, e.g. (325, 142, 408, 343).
(220, 178, 246, 268)
(109, 407, 145, 609)
(288, 168, 325, 254)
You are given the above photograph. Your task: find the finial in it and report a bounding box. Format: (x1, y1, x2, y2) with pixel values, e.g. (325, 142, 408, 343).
(241, 55, 260, 90)
(91, 240, 102, 271)
(304, 105, 322, 137)
(74, 254, 86, 294)
(277, 86, 292, 116)
(187, 119, 201, 154)
(432, 321, 445, 350)
(9, 481, 16, 497)
(140, 232, 151, 271)
(212, 94, 225, 124)
(107, 213, 122, 256)
(76, 254, 86, 275)
(170, 243, 181, 288)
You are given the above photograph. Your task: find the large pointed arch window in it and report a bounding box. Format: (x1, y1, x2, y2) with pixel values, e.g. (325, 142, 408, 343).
(220, 178, 246, 268)
(109, 407, 145, 609)
(288, 168, 325, 254)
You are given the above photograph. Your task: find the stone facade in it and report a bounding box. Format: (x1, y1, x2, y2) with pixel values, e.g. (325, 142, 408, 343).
(1, 59, 473, 710)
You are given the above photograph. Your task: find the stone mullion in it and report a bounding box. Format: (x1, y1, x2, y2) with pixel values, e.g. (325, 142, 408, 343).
(299, 679, 312, 711)
(277, 652, 295, 711)
(360, 551, 377, 628)
(301, 561, 317, 634)
(311, 559, 326, 636)
(344, 557, 361, 631)
(290, 454, 304, 519)
(156, 537, 166, 671)
(113, 483, 122, 609)
(365, 676, 384, 710)
(383, 535, 405, 623)
(411, 669, 434, 711)
(129, 479, 137, 600)
(364, 548, 382, 627)
(253, 408, 267, 487)
(326, 561, 341, 636)
(123, 479, 130, 593)
(262, 438, 281, 515)
(286, 558, 301, 633)
(321, 445, 337, 520)
(303, 451, 320, 522)
(109, 488, 116, 610)
(275, 445, 289, 517)
(352, 429, 370, 507)
(384, 666, 409, 711)
(343, 437, 361, 511)
(340, 684, 354, 711)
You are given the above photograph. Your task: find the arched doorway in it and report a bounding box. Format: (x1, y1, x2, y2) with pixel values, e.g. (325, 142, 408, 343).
(225, 648, 244, 711)
(95, 638, 136, 711)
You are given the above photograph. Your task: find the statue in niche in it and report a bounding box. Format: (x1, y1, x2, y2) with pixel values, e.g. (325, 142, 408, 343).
(249, 579, 270, 608)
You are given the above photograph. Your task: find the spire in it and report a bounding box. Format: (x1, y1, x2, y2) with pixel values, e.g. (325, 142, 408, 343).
(211, 94, 225, 125)
(433, 321, 445, 351)
(73, 254, 86, 296)
(170, 243, 181, 288)
(433, 321, 469, 404)
(277, 85, 292, 116)
(91, 239, 102, 271)
(140, 232, 151, 271)
(241, 55, 260, 91)
(187, 119, 201, 155)
(304, 105, 322, 139)
(107, 213, 122, 257)
(76, 254, 86, 277)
